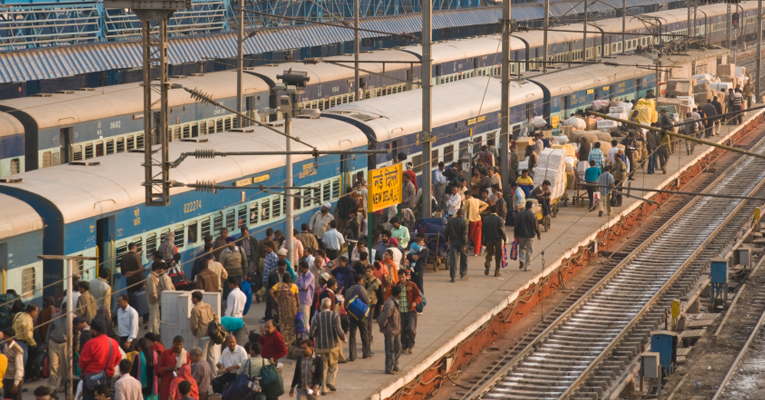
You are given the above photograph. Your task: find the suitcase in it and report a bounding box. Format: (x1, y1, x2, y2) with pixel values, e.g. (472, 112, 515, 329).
(133, 290, 150, 316)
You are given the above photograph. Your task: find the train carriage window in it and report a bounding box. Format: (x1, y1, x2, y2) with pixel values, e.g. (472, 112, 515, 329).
(213, 213, 223, 234)
(432, 149, 439, 167)
(136, 134, 144, 149)
(116, 138, 125, 153)
(85, 143, 94, 159)
(200, 121, 208, 135)
(216, 119, 224, 133)
(106, 140, 115, 155)
(261, 199, 271, 222)
(96, 141, 103, 157)
(303, 190, 312, 208)
(72, 146, 83, 161)
(131, 237, 143, 257)
(322, 182, 331, 202)
(76, 258, 85, 280)
(459, 141, 469, 158)
(513, 125, 521, 139)
(487, 131, 497, 148)
(225, 209, 235, 230)
(115, 241, 127, 269)
(127, 135, 135, 150)
(390, 140, 400, 161)
(224, 118, 232, 131)
(294, 194, 301, 211)
(187, 221, 197, 244)
(313, 185, 321, 206)
(146, 233, 158, 257)
(273, 196, 281, 219)
(412, 155, 422, 173)
(332, 179, 340, 200)
(201, 218, 211, 239)
(283, 197, 287, 217)
(444, 145, 454, 163)
(183, 125, 191, 139)
(237, 205, 247, 228)
(43, 152, 52, 168)
(174, 226, 185, 248)
(250, 202, 259, 225)
(22, 267, 35, 297)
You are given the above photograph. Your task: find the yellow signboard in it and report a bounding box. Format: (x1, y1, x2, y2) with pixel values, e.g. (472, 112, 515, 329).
(551, 115, 560, 128)
(586, 89, 594, 95)
(368, 164, 403, 213)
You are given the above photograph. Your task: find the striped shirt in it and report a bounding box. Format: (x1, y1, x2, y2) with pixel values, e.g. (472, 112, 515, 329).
(597, 172, 615, 196)
(309, 310, 346, 350)
(588, 148, 605, 170)
(262, 252, 278, 285)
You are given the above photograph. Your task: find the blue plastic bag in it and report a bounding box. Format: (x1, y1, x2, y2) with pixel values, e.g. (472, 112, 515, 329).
(221, 316, 244, 332)
(241, 280, 253, 316)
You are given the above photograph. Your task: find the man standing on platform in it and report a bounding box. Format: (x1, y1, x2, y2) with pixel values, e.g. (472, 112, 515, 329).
(120, 243, 146, 308)
(309, 298, 345, 394)
(445, 209, 469, 282)
(46, 304, 69, 392)
(397, 270, 421, 355)
(190, 291, 217, 370)
(322, 221, 345, 260)
(463, 192, 488, 256)
(116, 294, 139, 351)
(482, 205, 507, 277)
(343, 274, 372, 361)
(189, 347, 211, 400)
(90, 269, 112, 311)
(239, 227, 258, 276)
(433, 162, 449, 213)
(296, 261, 315, 333)
(309, 203, 335, 248)
(514, 201, 541, 272)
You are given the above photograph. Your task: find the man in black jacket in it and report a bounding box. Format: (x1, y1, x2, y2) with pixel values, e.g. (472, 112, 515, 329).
(336, 188, 360, 236)
(702, 99, 718, 138)
(482, 205, 507, 277)
(445, 209, 470, 282)
(290, 339, 325, 400)
(711, 96, 723, 136)
(514, 201, 541, 272)
(343, 274, 372, 361)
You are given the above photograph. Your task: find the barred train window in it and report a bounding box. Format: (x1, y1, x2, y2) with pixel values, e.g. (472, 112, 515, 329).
(21, 267, 35, 297)
(250, 202, 259, 225)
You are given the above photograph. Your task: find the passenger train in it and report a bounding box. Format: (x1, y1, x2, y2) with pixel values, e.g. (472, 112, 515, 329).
(0, 1, 758, 177)
(0, 54, 658, 304)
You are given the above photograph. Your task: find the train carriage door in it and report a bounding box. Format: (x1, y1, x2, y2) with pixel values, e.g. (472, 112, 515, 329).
(340, 153, 353, 195)
(96, 217, 115, 301)
(60, 127, 71, 164)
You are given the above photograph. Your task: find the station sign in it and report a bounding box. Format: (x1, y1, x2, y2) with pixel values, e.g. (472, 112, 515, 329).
(368, 164, 403, 213)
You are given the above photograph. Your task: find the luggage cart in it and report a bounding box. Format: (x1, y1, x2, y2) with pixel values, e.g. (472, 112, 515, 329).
(414, 218, 450, 271)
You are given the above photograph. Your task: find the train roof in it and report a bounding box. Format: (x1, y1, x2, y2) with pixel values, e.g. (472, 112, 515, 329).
(0, 194, 43, 240)
(0, 71, 269, 130)
(324, 76, 543, 141)
(0, 112, 24, 138)
(0, 117, 367, 224)
(525, 55, 650, 95)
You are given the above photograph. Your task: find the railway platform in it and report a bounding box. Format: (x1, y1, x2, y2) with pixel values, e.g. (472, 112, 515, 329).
(233, 106, 765, 400)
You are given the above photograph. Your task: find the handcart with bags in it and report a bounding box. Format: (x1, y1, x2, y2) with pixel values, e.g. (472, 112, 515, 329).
(414, 217, 450, 271)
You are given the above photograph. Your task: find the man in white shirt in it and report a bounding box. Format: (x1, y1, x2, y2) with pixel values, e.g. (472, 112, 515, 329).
(446, 186, 462, 217)
(322, 220, 345, 260)
(211, 335, 248, 393)
(433, 162, 449, 213)
(116, 294, 139, 350)
(605, 140, 620, 165)
(114, 360, 143, 400)
(224, 277, 246, 318)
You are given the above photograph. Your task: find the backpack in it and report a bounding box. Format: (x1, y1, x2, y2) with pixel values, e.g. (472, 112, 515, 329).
(0, 293, 19, 331)
(346, 286, 370, 322)
(168, 266, 192, 291)
(415, 286, 427, 314)
(260, 358, 284, 398)
(207, 314, 227, 344)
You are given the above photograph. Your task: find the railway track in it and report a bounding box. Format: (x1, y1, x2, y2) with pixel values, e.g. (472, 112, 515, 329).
(465, 132, 765, 400)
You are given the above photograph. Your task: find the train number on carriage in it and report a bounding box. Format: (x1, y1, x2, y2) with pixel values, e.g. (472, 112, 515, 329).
(184, 200, 202, 213)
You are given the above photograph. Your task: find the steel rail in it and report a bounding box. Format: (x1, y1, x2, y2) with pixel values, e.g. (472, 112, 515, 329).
(466, 129, 765, 400)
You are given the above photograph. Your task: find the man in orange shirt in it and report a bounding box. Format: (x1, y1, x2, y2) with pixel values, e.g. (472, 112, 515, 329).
(463, 192, 488, 256)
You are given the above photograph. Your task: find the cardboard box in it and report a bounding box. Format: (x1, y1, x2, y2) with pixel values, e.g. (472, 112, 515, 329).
(542, 130, 553, 138)
(717, 63, 736, 77)
(585, 118, 598, 131)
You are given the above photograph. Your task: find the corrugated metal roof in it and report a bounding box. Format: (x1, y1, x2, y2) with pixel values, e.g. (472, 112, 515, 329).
(0, 7, 506, 84)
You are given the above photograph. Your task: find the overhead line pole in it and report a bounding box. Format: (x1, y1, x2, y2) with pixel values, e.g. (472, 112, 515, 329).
(543, 0, 549, 73)
(421, 0, 432, 218)
(622, 0, 626, 53)
(757, 0, 762, 97)
(354, 0, 360, 101)
(582, 0, 587, 62)
(237, 0, 244, 128)
(500, 0, 511, 191)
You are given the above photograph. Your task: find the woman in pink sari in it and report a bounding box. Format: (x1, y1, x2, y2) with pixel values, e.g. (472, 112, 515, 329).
(167, 364, 199, 400)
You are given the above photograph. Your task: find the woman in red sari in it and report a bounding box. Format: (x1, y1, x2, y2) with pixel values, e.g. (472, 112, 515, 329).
(157, 336, 190, 400)
(168, 364, 199, 400)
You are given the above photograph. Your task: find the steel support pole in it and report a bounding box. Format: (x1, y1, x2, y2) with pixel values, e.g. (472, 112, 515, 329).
(159, 18, 170, 205)
(500, 0, 511, 190)
(758, 0, 762, 97)
(142, 21, 152, 207)
(354, 0, 360, 100)
(236, 0, 244, 128)
(582, 0, 588, 61)
(687, 0, 691, 39)
(543, 0, 549, 72)
(421, 0, 432, 218)
(622, 0, 626, 54)
(285, 111, 294, 262)
(66, 259, 73, 400)
(728, 2, 732, 48)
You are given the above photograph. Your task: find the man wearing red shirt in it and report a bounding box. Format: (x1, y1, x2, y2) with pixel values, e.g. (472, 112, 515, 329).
(403, 162, 418, 192)
(258, 320, 288, 364)
(78, 320, 121, 400)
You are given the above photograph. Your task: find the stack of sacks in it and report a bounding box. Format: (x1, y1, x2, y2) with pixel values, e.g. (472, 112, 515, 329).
(599, 141, 612, 154)
(553, 135, 570, 145)
(692, 73, 716, 85)
(563, 116, 587, 130)
(592, 99, 610, 110)
(536, 148, 567, 200)
(710, 82, 733, 92)
(531, 115, 547, 129)
(569, 130, 599, 143)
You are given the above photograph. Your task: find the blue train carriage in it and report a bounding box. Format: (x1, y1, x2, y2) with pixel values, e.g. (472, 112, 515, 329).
(527, 55, 656, 127)
(0, 71, 272, 173)
(324, 76, 543, 187)
(0, 112, 25, 176)
(0, 193, 44, 304)
(0, 116, 371, 305)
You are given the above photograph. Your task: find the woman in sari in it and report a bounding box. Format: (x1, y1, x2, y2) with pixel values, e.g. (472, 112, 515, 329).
(168, 364, 199, 400)
(129, 338, 160, 400)
(157, 335, 190, 400)
(269, 272, 299, 347)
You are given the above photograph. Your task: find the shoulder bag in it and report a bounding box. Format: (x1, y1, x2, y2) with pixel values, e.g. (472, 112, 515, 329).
(259, 358, 284, 398)
(84, 340, 112, 390)
(222, 359, 261, 400)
